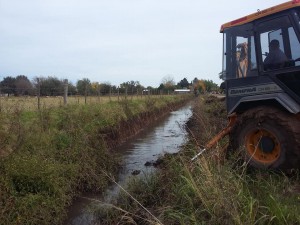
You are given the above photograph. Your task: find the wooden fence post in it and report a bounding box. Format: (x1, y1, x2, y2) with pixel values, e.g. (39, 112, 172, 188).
(97, 84, 100, 103)
(37, 78, 41, 110)
(63, 79, 68, 105)
(109, 87, 112, 101)
(84, 83, 87, 105)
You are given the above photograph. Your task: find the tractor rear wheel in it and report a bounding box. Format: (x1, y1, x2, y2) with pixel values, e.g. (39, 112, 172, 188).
(230, 106, 300, 171)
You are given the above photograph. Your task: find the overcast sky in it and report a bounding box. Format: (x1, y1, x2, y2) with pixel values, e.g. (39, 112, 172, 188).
(0, 0, 286, 87)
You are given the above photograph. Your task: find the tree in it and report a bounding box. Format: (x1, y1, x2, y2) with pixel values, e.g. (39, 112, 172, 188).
(15, 75, 33, 96)
(91, 82, 100, 95)
(158, 83, 165, 90)
(195, 80, 206, 94)
(193, 78, 219, 94)
(0, 76, 16, 96)
(135, 81, 144, 93)
(203, 79, 219, 92)
(192, 77, 199, 85)
(76, 78, 91, 96)
(99, 82, 112, 95)
(68, 82, 77, 95)
(161, 75, 176, 91)
(33, 76, 64, 96)
(119, 81, 143, 94)
(177, 78, 190, 88)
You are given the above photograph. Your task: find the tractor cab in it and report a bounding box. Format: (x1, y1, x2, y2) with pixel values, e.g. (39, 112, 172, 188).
(221, 0, 300, 115)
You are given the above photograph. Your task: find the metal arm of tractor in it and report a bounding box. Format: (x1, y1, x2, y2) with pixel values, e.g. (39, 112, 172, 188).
(191, 113, 237, 161)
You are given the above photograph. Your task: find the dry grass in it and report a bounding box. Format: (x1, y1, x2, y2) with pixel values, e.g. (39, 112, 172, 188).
(0, 94, 170, 113)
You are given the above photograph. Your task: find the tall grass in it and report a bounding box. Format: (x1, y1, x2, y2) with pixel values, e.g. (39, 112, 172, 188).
(0, 95, 177, 113)
(96, 95, 300, 225)
(0, 95, 190, 225)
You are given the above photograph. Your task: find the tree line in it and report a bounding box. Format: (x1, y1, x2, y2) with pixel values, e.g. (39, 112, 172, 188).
(0, 76, 147, 97)
(0, 75, 220, 97)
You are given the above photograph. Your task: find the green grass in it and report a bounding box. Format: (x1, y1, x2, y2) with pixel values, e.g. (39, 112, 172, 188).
(0, 95, 191, 225)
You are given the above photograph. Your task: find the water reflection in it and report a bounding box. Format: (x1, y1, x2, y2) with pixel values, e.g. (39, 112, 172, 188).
(120, 106, 192, 176)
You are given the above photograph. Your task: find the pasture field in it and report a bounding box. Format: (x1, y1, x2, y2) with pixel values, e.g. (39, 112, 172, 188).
(0, 94, 170, 113)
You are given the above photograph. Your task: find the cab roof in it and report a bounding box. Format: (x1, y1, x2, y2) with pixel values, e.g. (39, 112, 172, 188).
(220, 0, 300, 32)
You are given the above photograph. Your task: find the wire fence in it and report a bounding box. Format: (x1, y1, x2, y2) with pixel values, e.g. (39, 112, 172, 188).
(0, 87, 189, 113)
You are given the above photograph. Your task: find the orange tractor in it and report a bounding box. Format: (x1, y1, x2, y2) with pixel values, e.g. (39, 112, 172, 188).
(194, 1, 300, 171)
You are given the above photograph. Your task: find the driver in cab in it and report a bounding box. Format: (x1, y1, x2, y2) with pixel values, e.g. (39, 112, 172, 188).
(264, 39, 288, 70)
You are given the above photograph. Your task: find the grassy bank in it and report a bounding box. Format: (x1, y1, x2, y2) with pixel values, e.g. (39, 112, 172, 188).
(0, 95, 191, 225)
(96, 96, 300, 225)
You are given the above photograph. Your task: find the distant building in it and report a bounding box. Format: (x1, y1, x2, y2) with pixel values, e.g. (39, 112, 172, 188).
(142, 89, 150, 94)
(174, 89, 191, 94)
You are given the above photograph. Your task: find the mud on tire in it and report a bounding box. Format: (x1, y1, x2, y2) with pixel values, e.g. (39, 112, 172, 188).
(230, 106, 300, 171)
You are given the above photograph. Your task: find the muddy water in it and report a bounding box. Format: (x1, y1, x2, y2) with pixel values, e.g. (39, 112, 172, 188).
(65, 103, 192, 225)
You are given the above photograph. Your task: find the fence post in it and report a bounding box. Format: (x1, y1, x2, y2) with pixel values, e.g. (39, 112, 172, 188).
(63, 79, 68, 105)
(117, 87, 120, 101)
(37, 78, 41, 110)
(84, 83, 87, 104)
(97, 84, 100, 103)
(109, 86, 112, 101)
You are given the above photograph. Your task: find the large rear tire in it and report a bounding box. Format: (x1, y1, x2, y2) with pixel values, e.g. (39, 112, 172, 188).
(230, 106, 300, 171)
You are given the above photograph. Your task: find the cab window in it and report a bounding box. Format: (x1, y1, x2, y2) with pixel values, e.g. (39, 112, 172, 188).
(257, 16, 300, 71)
(223, 23, 256, 79)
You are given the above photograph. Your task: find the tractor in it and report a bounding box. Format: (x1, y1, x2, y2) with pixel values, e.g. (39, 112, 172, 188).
(219, 0, 300, 171)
